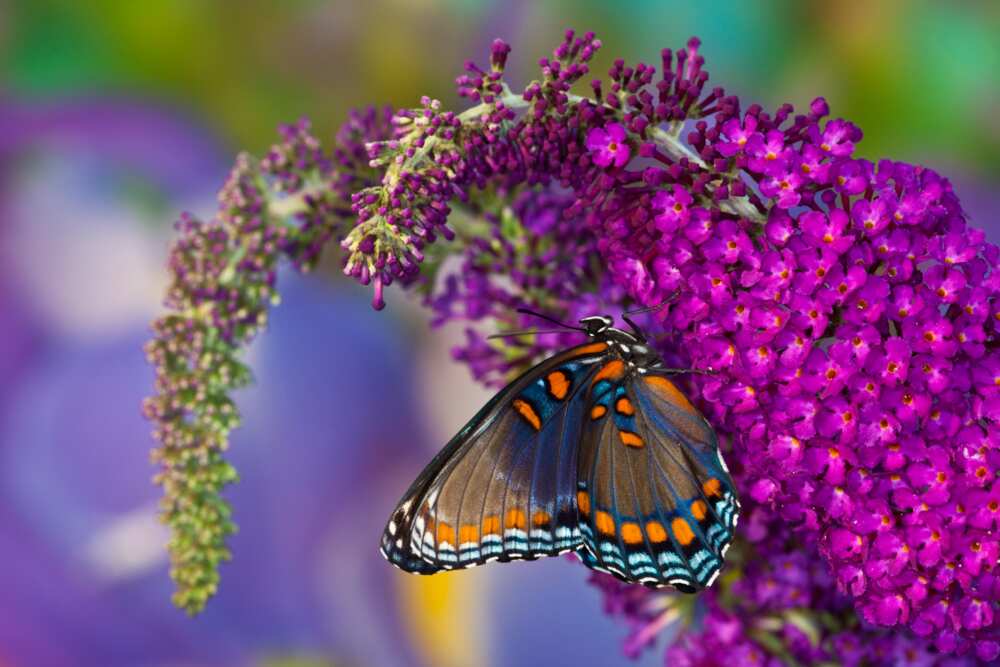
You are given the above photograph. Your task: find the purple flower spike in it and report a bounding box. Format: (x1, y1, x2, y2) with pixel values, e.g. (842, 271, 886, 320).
(151, 27, 1000, 660)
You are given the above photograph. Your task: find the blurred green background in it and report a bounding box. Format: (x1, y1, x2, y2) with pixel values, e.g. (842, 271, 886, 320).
(0, 1, 997, 666)
(8, 0, 999, 172)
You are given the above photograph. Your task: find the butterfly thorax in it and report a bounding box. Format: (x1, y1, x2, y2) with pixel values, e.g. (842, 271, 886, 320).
(581, 316, 662, 372)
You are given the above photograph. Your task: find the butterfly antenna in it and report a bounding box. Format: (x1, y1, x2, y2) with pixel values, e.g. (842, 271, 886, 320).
(622, 290, 680, 317)
(487, 328, 575, 340)
(620, 314, 646, 342)
(621, 291, 681, 340)
(660, 367, 718, 376)
(515, 308, 586, 332)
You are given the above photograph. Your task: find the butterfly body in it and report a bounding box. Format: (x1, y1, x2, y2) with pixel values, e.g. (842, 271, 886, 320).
(381, 315, 739, 592)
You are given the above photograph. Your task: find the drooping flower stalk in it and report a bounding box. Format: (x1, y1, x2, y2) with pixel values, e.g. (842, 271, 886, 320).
(144, 112, 392, 613)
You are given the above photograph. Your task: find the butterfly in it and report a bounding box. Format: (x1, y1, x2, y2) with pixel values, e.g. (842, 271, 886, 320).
(379, 310, 739, 592)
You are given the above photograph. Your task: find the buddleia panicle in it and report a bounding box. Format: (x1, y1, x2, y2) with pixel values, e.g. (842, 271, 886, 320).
(144, 113, 391, 613)
(342, 32, 1000, 661)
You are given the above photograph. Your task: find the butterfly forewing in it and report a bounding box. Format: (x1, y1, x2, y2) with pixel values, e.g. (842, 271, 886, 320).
(380, 342, 611, 573)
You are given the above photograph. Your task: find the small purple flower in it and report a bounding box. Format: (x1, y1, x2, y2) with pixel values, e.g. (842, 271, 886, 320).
(768, 434, 805, 467)
(959, 598, 994, 631)
(844, 276, 889, 324)
(717, 114, 759, 157)
(746, 129, 785, 172)
(810, 118, 862, 157)
(967, 482, 1000, 530)
(653, 185, 694, 232)
(760, 162, 804, 208)
(924, 264, 967, 303)
(977, 640, 1000, 661)
(830, 527, 865, 560)
(682, 207, 715, 244)
(930, 229, 984, 265)
(906, 315, 957, 357)
(890, 284, 925, 321)
(852, 196, 893, 236)
(832, 159, 872, 195)
(800, 208, 853, 253)
(865, 593, 910, 627)
(803, 349, 850, 398)
(866, 337, 911, 387)
(702, 219, 754, 264)
(821, 264, 868, 307)
(765, 208, 794, 246)
(586, 123, 630, 168)
(795, 144, 832, 184)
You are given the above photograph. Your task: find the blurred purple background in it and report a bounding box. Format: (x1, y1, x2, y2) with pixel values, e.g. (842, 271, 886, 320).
(1, 2, 997, 665)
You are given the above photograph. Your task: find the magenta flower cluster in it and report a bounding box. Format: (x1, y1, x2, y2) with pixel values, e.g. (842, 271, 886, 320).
(589, 92, 1000, 659)
(598, 502, 980, 665)
(333, 31, 1000, 660)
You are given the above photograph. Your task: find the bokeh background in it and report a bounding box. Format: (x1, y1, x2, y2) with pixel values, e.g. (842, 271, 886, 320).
(1, 1, 997, 666)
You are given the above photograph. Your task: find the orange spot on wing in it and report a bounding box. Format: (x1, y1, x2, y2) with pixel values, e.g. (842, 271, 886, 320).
(595, 511, 616, 536)
(591, 404, 607, 420)
(646, 521, 668, 543)
(615, 397, 635, 415)
(644, 375, 695, 412)
(703, 478, 722, 498)
(505, 509, 527, 530)
(621, 522, 643, 545)
(593, 360, 626, 386)
(435, 521, 456, 545)
(577, 491, 591, 515)
(512, 398, 541, 430)
(482, 515, 501, 535)
(619, 431, 644, 448)
(459, 524, 479, 543)
(691, 500, 708, 521)
(532, 511, 551, 527)
(671, 517, 695, 546)
(547, 371, 571, 400)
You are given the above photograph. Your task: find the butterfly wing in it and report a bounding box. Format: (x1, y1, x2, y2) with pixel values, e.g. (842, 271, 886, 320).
(380, 341, 611, 574)
(576, 367, 738, 591)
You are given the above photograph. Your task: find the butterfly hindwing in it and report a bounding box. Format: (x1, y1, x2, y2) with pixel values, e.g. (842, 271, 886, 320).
(575, 367, 738, 591)
(380, 341, 611, 573)
(636, 372, 739, 554)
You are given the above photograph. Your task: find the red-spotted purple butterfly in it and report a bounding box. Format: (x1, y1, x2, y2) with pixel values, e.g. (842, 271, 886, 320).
(380, 311, 739, 592)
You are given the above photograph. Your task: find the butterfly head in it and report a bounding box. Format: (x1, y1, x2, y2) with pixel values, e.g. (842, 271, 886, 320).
(579, 315, 614, 335)
(579, 314, 662, 369)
